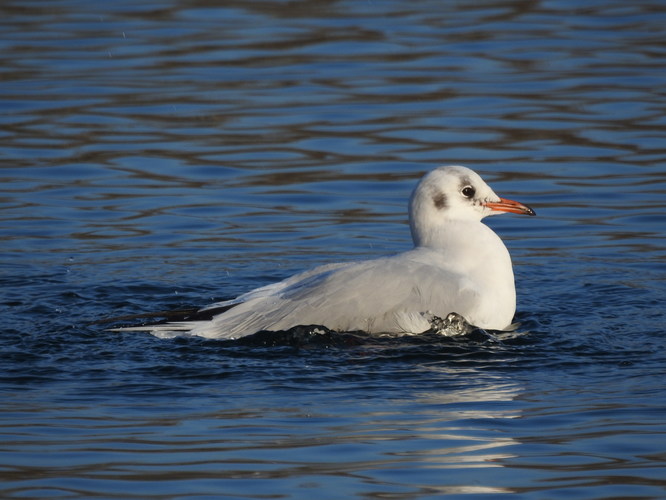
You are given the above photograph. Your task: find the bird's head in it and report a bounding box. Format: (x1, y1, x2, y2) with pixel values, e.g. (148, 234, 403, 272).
(409, 165, 535, 246)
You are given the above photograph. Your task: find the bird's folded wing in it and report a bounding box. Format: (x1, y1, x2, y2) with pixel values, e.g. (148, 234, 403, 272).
(191, 254, 475, 338)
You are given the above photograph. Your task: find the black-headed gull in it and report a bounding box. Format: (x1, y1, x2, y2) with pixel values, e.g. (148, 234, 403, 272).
(117, 166, 535, 339)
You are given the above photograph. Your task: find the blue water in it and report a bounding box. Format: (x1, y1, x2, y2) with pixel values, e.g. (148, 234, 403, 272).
(1, 1, 665, 498)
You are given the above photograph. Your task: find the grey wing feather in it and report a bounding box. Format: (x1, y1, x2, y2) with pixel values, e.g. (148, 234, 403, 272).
(192, 253, 475, 339)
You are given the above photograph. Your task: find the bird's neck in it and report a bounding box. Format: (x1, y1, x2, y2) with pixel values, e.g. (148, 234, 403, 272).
(411, 219, 512, 274)
(411, 218, 483, 248)
(410, 219, 517, 329)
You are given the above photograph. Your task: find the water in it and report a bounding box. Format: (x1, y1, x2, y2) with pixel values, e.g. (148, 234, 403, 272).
(1, 0, 665, 498)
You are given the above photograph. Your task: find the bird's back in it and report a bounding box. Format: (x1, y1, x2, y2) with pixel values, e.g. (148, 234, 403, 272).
(190, 241, 514, 339)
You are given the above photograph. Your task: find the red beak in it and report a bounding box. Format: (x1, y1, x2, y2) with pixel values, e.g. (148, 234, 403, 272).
(484, 197, 536, 216)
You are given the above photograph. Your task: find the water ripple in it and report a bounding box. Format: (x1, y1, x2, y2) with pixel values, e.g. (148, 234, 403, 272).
(1, 0, 665, 498)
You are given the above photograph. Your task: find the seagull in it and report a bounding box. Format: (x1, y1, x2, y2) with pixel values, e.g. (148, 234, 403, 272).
(116, 166, 535, 339)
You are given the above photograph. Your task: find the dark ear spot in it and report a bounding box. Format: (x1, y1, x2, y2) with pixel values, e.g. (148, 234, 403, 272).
(432, 191, 447, 209)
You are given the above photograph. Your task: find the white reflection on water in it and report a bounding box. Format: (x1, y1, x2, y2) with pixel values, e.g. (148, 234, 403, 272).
(0, 373, 525, 497)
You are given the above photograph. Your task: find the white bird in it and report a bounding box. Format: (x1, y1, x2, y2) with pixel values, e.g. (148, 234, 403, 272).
(117, 166, 535, 339)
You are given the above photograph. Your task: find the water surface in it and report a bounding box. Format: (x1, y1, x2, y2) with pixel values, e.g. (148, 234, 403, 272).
(1, 1, 665, 498)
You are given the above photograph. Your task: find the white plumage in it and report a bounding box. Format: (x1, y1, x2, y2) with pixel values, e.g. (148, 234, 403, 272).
(117, 165, 535, 339)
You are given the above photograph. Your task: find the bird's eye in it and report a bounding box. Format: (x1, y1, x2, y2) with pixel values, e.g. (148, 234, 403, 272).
(461, 186, 475, 198)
